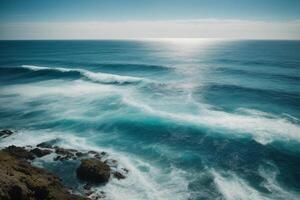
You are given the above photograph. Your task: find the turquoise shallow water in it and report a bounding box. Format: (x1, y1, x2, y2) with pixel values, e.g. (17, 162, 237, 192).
(0, 39, 300, 200)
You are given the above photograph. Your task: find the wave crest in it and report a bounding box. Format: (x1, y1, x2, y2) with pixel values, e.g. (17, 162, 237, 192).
(22, 65, 144, 84)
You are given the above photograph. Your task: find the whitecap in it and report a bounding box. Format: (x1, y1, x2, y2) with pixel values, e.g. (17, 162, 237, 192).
(22, 65, 144, 84)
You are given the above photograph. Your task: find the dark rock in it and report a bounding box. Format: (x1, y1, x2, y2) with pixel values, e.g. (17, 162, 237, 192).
(0, 129, 14, 138)
(36, 139, 60, 148)
(3, 145, 35, 160)
(54, 155, 74, 162)
(37, 142, 53, 149)
(88, 151, 107, 160)
(0, 151, 87, 200)
(8, 185, 23, 200)
(100, 152, 107, 156)
(83, 183, 94, 196)
(113, 171, 126, 180)
(88, 150, 98, 155)
(54, 155, 61, 161)
(76, 159, 110, 184)
(76, 152, 88, 157)
(30, 148, 52, 157)
(94, 154, 102, 159)
(84, 190, 93, 196)
(55, 147, 77, 155)
(53, 147, 78, 161)
(83, 183, 92, 191)
(122, 168, 129, 173)
(32, 185, 49, 199)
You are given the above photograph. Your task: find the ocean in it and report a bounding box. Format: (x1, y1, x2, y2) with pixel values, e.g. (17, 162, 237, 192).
(0, 39, 299, 200)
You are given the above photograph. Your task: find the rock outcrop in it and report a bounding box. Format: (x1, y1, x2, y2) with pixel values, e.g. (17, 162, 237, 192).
(76, 159, 111, 184)
(0, 130, 128, 199)
(3, 145, 35, 160)
(0, 151, 88, 200)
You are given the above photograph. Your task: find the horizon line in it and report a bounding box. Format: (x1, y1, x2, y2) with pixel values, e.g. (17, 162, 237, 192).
(1, 38, 300, 41)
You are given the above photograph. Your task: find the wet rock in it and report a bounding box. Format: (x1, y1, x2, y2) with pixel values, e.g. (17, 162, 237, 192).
(100, 152, 107, 156)
(88, 150, 98, 155)
(36, 139, 60, 149)
(36, 140, 56, 149)
(3, 145, 35, 160)
(30, 148, 52, 157)
(53, 147, 78, 161)
(122, 168, 129, 173)
(84, 190, 94, 197)
(0, 129, 14, 138)
(83, 183, 92, 191)
(55, 147, 77, 155)
(88, 151, 108, 160)
(94, 154, 102, 159)
(54, 155, 62, 161)
(76, 159, 111, 184)
(113, 171, 126, 180)
(54, 155, 76, 162)
(0, 151, 87, 200)
(37, 142, 52, 149)
(76, 152, 88, 158)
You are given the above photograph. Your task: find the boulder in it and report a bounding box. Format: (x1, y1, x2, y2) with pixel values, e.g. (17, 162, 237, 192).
(3, 145, 35, 160)
(76, 159, 110, 184)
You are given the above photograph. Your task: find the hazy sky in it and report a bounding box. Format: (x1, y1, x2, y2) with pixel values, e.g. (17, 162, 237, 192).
(0, 0, 300, 39)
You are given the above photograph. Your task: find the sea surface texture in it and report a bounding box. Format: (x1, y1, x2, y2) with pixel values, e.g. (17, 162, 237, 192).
(0, 39, 299, 200)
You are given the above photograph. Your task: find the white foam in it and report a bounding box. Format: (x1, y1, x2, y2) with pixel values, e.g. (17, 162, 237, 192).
(211, 164, 300, 200)
(258, 163, 300, 200)
(212, 170, 269, 200)
(22, 65, 143, 84)
(122, 97, 300, 144)
(102, 156, 190, 200)
(1, 79, 119, 97)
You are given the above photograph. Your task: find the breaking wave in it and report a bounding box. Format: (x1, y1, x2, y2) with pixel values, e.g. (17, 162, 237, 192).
(21, 65, 144, 84)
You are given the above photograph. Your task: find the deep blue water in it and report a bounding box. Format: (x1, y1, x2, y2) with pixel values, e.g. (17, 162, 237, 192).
(0, 39, 300, 200)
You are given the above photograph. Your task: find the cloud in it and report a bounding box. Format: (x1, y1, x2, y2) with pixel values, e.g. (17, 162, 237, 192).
(1, 19, 300, 39)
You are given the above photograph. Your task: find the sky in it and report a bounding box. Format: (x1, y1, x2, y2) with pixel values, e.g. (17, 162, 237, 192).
(0, 0, 300, 39)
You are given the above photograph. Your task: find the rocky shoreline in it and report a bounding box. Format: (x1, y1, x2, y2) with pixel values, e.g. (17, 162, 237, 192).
(0, 130, 128, 200)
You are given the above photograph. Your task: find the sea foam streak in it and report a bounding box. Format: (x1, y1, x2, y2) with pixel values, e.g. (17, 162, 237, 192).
(22, 65, 144, 84)
(212, 167, 300, 200)
(122, 97, 300, 144)
(212, 170, 267, 200)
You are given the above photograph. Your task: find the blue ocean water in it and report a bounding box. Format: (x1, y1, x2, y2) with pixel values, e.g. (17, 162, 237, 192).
(0, 39, 300, 200)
